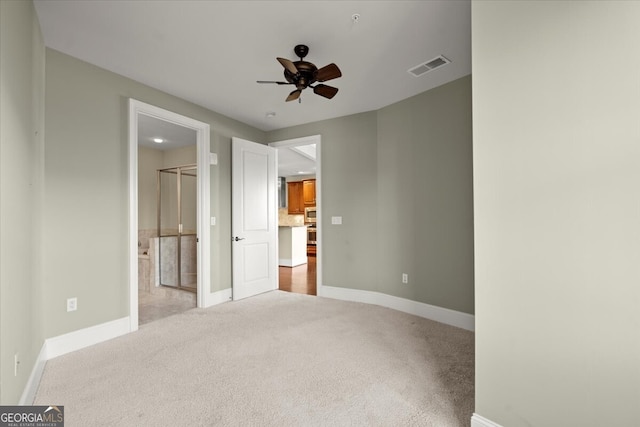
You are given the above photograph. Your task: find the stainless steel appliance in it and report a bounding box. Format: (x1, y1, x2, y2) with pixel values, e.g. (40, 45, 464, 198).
(307, 224, 317, 245)
(304, 207, 317, 224)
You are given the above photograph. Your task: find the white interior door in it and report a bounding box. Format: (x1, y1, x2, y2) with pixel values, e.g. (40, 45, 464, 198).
(231, 137, 278, 300)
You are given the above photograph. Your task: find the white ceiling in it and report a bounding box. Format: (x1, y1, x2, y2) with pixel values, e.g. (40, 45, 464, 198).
(277, 144, 317, 177)
(138, 114, 197, 151)
(33, 0, 471, 133)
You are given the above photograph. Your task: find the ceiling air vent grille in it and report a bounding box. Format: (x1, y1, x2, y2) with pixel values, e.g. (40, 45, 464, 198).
(408, 55, 451, 77)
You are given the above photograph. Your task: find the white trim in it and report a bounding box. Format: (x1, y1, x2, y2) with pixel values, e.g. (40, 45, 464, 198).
(195, 117, 212, 309)
(20, 286, 230, 405)
(269, 135, 322, 293)
(45, 317, 131, 360)
(202, 287, 232, 307)
(19, 345, 48, 405)
(128, 99, 213, 332)
(128, 101, 139, 331)
(269, 135, 320, 149)
(320, 286, 475, 331)
(19, 317, 131, 404)
(471, 414, 504, 427)
(278, 257, 308, 267)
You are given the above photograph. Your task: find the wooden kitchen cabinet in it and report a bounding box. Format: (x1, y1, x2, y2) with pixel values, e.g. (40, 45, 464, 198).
(303, 179, 316, 207)
(288, 179, 316, 214)
(287, 181, 304, 214)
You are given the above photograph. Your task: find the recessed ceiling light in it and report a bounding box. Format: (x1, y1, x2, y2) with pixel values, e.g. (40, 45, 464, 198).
(153, 138, 164, 143)
(266, 112, 276, 118)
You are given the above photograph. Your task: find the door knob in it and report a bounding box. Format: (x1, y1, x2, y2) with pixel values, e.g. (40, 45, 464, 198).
(232, 236, 245, 242)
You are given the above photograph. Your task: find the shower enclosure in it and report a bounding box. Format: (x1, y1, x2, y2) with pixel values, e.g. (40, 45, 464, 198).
(157, 164, 197, 292)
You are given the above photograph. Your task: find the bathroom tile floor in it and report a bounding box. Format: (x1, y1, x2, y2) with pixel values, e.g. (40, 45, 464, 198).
(138, 290, 196, 326)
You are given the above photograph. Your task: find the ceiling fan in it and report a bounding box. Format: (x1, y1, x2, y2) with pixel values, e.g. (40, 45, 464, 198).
(257, 44, 342, 103)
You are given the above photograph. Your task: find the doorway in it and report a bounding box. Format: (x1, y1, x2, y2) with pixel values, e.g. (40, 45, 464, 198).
(270, 135, 322, 296)
(128, 99, 211, 331)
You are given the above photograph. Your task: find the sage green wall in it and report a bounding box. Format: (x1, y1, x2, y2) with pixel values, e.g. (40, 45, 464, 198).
(269, 113, 380, 291)
(268, 76, 474, 314)
(473, 2, 640, 426)
(376, 77, 473, 313)
(0, 0, 45, 404)
(43, 49, 265, 338)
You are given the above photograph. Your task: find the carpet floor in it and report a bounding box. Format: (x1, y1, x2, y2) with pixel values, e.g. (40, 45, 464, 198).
(34, 291, 474, 426)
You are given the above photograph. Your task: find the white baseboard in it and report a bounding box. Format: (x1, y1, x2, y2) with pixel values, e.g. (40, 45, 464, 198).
(471, 413, 503, 427)
(22, 286, 472, 405)
(278, 257, 307, 267)
(22, 288, 233, 404)
(320, 286, 475, 331)
(20, 316, 131, 404)
(19, 344, 48, 405)
(45, 317, 130, 360)
(202, 287, 232, 308)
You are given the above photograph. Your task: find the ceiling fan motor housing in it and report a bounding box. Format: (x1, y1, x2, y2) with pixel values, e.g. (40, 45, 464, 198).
(284, 61, 318, 90)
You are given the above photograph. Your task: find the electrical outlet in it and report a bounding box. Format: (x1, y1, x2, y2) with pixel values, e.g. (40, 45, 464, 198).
(402, 273, 409, 284)
(14, 353, 20, 376)
(67, 297, 77, 312)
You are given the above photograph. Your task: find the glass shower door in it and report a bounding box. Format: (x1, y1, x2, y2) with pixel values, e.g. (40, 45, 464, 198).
(157, 165, 197, 292)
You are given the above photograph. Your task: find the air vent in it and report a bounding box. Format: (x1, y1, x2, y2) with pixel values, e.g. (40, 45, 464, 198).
(408, 55, 451, 77)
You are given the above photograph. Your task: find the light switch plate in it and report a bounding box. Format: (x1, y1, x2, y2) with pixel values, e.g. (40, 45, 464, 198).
(331, 216, 343, 225)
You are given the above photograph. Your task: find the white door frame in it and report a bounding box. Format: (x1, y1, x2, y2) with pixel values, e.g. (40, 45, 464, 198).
(269, 135, 322, 295)
(128, 99, 211, 332)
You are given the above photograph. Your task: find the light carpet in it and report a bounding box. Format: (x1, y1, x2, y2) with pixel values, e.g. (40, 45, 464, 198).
(34, 291, 474, 426)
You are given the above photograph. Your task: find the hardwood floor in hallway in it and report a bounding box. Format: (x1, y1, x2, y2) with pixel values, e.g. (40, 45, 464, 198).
(279, 255, 316, 295)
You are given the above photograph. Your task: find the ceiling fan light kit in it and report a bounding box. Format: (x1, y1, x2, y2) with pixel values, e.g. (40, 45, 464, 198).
(258, 44, 342, 102)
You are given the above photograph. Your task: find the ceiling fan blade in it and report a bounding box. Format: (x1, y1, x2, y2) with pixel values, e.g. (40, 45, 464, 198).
(257, 80, 293, 85)
(286, 90, 302, 102)
(277, 57, 299, 75)
(316, 63, 342, 82)
(313, 84, 338, 99)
